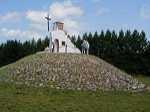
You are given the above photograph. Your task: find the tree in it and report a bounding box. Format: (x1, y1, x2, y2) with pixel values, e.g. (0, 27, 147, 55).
(70, 35, 76, 45)
(139, 31, 147, 54)
(73, 30, 150, 76)
(0, 30, 150, 76)
(44, 36, 50, 47)
(104, 30, 112, 56)
(37, 38, 42, 51)
(118, 30, 125, 54)
(83, 33, 88, 40)
(76, 35, 82, 51)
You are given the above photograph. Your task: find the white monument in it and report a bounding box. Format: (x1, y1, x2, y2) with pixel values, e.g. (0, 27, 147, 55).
(50, 22, 80, 53)
(45, 14, 81, 54)
(81, 40, 89, 55)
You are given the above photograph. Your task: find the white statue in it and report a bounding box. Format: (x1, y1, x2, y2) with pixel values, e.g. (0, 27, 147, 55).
(49, 32, 52, 52)
(51, 21, 81, 53)
(81, 40, 90, 55)
(45, 14, 80, 54)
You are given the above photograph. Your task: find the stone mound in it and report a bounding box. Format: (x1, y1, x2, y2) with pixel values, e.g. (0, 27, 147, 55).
(8, 53, 145, 91)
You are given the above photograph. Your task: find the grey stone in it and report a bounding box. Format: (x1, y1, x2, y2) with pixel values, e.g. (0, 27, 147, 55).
(7, 53, 146, 91)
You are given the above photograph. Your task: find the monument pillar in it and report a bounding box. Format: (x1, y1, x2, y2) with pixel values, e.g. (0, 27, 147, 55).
(45, 14, 52, 53)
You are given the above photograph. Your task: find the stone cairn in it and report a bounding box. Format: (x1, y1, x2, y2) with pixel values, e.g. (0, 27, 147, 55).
(8, 53, 145, 91)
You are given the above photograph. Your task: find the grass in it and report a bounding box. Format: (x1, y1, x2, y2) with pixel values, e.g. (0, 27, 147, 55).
(0, 83, 149, 112)
(0, 81, 150, 112)
(0, 66, 10, 82)
(0, 54, 150, 112)
(135, 75, 150, 85)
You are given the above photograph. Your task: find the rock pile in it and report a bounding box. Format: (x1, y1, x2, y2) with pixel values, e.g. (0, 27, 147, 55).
(8, 53, 145, 91)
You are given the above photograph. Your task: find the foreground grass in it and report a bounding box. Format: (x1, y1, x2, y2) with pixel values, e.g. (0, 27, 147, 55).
(135, 75, 150, 85)
(0, 83, 149, 112)
(0, 58, 150, 112)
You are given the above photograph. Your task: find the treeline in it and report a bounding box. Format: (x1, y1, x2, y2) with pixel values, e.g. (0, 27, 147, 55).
(0, 37, 49, 67)
(0, 29, 150, 76)
(71, 30, 150, 76)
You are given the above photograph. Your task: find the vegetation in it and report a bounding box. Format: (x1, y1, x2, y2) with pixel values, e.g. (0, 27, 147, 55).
(0, 30, 150, 112)
(71, 30, 150, 76)
(0, 61, 150, 112)
(0, 29, 150, 76)
(0, 37, 49, 67)
(0, 53, 145, 91)
(0, 82, 150, 112)
(0, 51, 149, 112)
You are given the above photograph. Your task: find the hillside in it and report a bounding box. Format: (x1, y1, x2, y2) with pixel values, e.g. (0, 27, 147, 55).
(0, 53, 146, 91)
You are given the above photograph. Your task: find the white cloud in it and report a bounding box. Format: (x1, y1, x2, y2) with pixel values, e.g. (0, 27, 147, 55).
(63, 19, 78, 29)
(25, 0, 83, 35)
(49, 0, 83, 35)
(26, 10, 48, 32)
(0, 12, 21, 22)
(26, 10, 47, 23)
(62, 19, 80, 35)
(26, 0, 83, 23)
(0, 11, 46, 41)
(0, 28, 43, 41)
(49, 0, 83, 19)
(0, 0, 84, 42)
(140, 4, 150, 20)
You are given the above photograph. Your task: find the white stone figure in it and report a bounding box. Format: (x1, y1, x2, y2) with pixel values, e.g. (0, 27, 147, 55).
(51, 21, 81, 53)
(81, 40, 90, 55)
(44, 47, 50, 52)
(49, 32, 52, 52)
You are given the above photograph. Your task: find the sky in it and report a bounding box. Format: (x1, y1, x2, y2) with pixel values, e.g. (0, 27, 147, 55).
(0, 0, 150, 43)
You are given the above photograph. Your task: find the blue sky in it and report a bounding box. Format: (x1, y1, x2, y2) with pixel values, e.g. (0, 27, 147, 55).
(0, 0, 150, 43)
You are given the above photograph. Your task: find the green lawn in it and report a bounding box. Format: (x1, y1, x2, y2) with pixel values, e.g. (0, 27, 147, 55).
(0, 82, 150, 112)
(135, 75, 150, 85)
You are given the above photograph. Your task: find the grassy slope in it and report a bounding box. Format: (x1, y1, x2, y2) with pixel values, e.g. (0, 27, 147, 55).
(0, 54, 150, 112)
